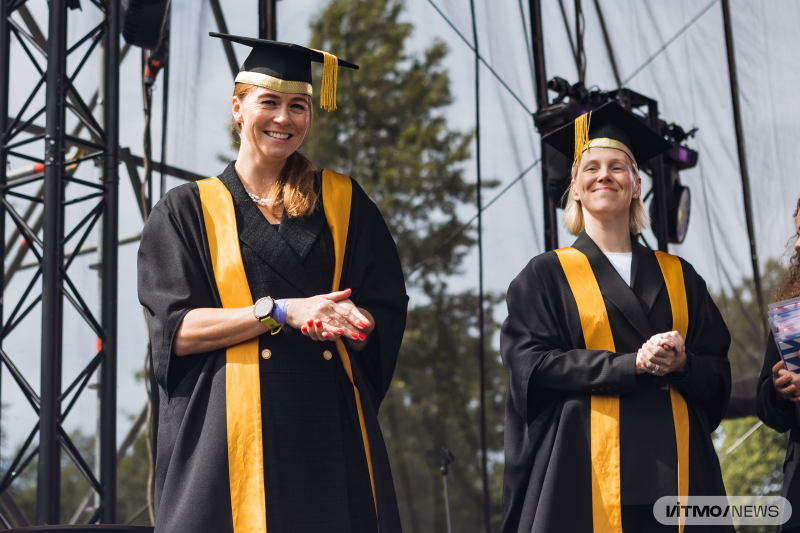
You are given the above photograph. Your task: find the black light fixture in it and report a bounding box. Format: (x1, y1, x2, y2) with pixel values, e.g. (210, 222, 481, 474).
(122, 0, 171, 50)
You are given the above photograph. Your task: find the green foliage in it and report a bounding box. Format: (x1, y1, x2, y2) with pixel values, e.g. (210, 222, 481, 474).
(712, 261, 790, 533)
(2, 428, 151, 527)
(306, 0, 505, 531)
(305, 0, 476, 281)
(383, 288, 506, 532)
(716, 417, 787, 533)
(714, 259, 785, 382)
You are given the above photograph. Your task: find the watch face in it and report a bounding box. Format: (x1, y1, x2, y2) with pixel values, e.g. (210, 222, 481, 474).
(254, 297, 274, 318)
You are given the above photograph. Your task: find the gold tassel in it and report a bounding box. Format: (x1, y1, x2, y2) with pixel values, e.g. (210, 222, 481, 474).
(316, 50, 338, 112)
(574, 110, 592, 168)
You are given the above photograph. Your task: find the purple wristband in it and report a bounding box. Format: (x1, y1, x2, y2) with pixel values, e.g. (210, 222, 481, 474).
(274, 299, 288, 324)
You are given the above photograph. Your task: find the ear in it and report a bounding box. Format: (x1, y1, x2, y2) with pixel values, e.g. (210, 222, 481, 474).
(231, 96, 243, 126)
(570, 178, 580, 200)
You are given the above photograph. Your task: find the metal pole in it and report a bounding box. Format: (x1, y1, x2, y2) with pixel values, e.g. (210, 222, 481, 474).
(38, 0, 67, 523)
(529, 0, 558, 250)
(721, 0, 766, 338)
(574, 0, 584, 83)
(208, 0, 238, 79)
(592, 0, 621, 88)
(468, 1, 490, 531)
(0, 0, 12, 464)
(259, 0, 277, 40)
(647, 98, 669, 252)
(101, 0, 120, 523)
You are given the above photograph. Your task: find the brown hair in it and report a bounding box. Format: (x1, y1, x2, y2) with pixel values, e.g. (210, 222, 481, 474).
(774, 198, 800, 302)
(561, 154, 650, 236)
(232, 83, 319, 219)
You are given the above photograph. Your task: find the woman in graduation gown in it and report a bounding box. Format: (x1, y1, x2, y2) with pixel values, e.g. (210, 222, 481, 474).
(757, 197, 800, 533)
(137, 33, 408, 533)
(500, 102, 732, 533)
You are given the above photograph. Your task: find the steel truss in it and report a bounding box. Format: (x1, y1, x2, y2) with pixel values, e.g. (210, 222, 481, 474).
(0, 0, 119, 526)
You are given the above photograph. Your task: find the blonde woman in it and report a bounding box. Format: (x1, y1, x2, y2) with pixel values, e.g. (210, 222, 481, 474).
(500, 102, 732, 532)
(138, 34, 407, 533)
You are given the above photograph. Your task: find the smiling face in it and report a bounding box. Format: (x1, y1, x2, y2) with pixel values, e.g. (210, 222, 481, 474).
(571, 147, 640, 223)
(232, 86, 311, 164)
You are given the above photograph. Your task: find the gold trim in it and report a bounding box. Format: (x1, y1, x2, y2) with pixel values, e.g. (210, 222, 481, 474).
(581, 137, 638, 169)
(197, 177, 267, 533)
(556, 247, 692, 533)
(234, 71, 312, 96)
(322, 169, 379, 521)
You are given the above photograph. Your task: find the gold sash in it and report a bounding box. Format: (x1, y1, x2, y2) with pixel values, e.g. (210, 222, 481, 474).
(555, 247, 689, 533)
(197, 170, 376, 533)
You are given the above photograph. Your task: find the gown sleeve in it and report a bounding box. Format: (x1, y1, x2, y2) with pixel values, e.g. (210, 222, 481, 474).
(501, 256, 637, 424)
(137, 184, 220, 397)
(666, 261, 732, 430)
(757, 330, 798, 433)
(345, 183, 409, 404)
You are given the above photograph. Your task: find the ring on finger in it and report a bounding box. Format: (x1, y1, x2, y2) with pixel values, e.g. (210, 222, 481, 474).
(652, 363, 659, 374)
(324, 316, 334, 324)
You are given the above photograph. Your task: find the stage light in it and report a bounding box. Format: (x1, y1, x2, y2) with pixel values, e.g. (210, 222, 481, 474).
(122, 0, 171, 50)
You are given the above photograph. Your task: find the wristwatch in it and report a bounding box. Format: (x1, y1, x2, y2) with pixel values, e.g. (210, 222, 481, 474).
(254, 296, 283, 335)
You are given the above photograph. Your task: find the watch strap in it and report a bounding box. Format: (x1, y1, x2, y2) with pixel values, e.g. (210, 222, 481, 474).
(260, 316, 283, 335)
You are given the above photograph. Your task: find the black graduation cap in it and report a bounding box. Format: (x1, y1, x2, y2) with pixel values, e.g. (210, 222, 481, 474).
(210, 33, 359, 111)
(542, 101, 672, 169)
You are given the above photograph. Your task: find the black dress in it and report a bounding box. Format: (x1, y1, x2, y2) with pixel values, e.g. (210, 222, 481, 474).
(757, 331, 800, 533)
(138, 163, 408, 533)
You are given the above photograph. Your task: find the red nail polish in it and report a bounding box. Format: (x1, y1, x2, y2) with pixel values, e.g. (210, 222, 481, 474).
(358, 322, 365, 328)
(322, 332, 328, 338)
(307, 319, 313, 327)
(352, 333, 358, 339)
(301, 325, 307, 332)
(359, 334, 366, 340)
(315, 320, 322, 327)
(338, 329, 344, 334)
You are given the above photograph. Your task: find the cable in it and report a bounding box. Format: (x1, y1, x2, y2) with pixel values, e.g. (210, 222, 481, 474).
(467, 1, 491, 531)
(426, 0, 534, 115)
(622, 0, 718, 87)
(406, 158, 541, 280)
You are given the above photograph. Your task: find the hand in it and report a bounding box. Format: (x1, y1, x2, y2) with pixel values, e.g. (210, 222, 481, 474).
(772, 360, 800, 402)
(285, 288, 373, 343)
(635, 331, 687, 376)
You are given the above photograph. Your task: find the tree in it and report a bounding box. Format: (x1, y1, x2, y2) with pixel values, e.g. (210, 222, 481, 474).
(305, 0, 505, 531)
(713, 260, 790, 533)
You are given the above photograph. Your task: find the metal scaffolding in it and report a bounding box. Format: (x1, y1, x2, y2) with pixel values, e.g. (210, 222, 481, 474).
(0, 0, 119, 525)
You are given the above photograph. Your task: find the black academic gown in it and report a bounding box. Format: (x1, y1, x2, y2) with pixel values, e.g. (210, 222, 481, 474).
(757, 331, 800, 532)
(137, 163, 408, 533)
(500, 232, 733, 533)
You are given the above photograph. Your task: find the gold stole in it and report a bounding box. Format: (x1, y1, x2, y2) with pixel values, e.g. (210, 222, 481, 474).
(197, 170, 376, 533)
(554, 247, 690, 533)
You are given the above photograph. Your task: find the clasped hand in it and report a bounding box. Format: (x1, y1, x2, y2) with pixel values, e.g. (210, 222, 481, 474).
(772, 360, 800, 403)
(635, 331, 687, 376)
(285, 288, 374, 349)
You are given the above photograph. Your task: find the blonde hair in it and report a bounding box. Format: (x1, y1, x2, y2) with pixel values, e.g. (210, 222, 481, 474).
(561, 153, 650, 236)
(232, 83, 319, 219)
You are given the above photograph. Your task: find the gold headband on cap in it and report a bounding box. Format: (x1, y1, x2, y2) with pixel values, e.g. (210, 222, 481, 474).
(234, 71, 313, 96)
(573, 111, 638, 170)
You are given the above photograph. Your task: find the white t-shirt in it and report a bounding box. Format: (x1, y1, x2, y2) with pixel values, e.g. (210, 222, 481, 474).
(604, 252, 633, 286)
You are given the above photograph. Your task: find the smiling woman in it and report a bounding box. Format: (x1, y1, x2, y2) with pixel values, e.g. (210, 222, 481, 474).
(137, 33, 408, 533)
(500, 102, 734, 533)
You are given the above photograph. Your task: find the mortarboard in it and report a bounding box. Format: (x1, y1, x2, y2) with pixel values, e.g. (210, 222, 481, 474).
(542, 101, 672, 171)
(209, 33, 359, 112)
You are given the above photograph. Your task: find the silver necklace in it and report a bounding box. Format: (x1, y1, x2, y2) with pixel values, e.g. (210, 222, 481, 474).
(247, 191, 271, 207)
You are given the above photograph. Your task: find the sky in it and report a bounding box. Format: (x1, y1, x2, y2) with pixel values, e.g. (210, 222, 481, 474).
(1, 0, 799, 471)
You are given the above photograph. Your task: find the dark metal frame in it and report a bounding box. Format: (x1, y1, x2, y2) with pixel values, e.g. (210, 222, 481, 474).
(0, 0, 119, 525)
